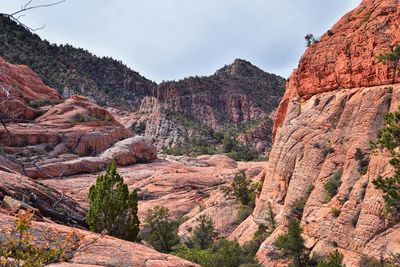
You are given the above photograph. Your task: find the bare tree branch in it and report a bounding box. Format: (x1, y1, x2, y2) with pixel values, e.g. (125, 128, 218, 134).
(0, 0, 66, 32)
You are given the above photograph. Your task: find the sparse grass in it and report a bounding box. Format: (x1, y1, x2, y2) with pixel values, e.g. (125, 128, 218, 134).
(71, 113, 112, 124)
(323, 169, 343, 203)
(331, 207, 341, 218)
(322, 143, 335, 158)
(29, 98, 51, 108)
(351, 210, 361, 227)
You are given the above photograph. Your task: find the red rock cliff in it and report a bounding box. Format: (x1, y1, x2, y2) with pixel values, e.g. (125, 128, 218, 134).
(232, 1, 400, 266)
(274, 0, 400, 139)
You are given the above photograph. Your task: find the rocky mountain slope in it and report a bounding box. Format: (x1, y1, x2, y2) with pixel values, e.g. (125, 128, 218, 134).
(124, 59, 285, 153)
(0, 16, 285, 154)
(232, 0, 400, 266)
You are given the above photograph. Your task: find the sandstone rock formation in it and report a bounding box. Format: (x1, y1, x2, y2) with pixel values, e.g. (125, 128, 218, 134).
(233, 0, 400, 266)
(0, 214, 199, 267)
(0, 87, 157, 179)
(41, 154, 266, 239)
(0, 57, 61, 121)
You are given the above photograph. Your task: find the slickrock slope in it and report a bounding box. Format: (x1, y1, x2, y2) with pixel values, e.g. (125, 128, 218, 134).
(0, 214, 199, 267)
(0, 60, 157, 179)
(233, 0, 400, 266)
(0, 169, 86, 224)
(0, 57, 61, 120)
(41, 155, 266, 239)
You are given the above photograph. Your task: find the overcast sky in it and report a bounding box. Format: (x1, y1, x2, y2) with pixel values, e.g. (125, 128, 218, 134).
(2, 0, 361, 82)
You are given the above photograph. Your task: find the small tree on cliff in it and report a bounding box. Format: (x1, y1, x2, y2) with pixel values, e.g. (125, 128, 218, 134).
(370, 107, 400, 214)
(223, 171, 255, 206)
(143, 206, 180, 253)
(378, 44, 400, 83)
(274, 219, 307, 267)
(191, 215, 218, 250)
(87, 162, 140, 242)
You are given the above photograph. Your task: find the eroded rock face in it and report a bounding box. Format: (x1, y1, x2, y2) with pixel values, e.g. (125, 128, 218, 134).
(0, 93, 158, 179)
(0, 57, 61, 120)
(240, 0, 400, 265)
(0, 214, 199, 267)
(274, 0, 400, 137)
(110, 59, 285, 153)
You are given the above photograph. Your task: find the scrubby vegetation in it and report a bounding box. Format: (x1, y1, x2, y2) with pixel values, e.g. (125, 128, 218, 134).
(378, 44, 400, 83)
(305, 33, 320, 47)
(316, 250, 345, 267)
(0, 210, 80, 267)
(28, 98, 51, 108)
(164, 133, 259, 161)
(274, 220, 308, 266)
(173, 214, 267, 267)
(359, 254, 400, 267)
(354, 148, 370, 175)
(0, 15, 153, 105)
(142, 206, 180, 253)
(370, 107, 400, 214)
(71, 113, 112, 124)
(222, 171, 257, 223)
(290, 184, 314, 219)
(273, 220, 349, 267)
(87, 162, 140, 242)
(223, 134, 258, 161)
(131, 121, 146, 135)
(323, 169, 343, 203)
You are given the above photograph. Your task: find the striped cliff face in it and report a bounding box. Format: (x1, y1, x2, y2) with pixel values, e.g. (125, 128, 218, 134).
(231, 0, 400, 266)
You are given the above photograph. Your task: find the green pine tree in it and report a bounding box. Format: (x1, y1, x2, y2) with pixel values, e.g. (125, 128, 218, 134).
(371, 107, 400, 213)
(317, 250, 345, 267)
(274, 220, 307, 267)
(143, 206, 180, 252)
(87, 162, 140, 241)
(191, 215, 218, 250)
(378, 44, 400, 83)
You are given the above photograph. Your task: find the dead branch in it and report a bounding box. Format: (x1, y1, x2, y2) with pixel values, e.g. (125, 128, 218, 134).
(0, 0, 66, 32)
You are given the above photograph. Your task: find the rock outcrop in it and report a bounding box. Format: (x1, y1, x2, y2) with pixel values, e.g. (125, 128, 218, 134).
(0, 214, 199, 267)
(41, 154, 266, 239)
(0, 57, 61, 121)
(110, 59, 285, 153)
(234, 1, 400, 266)
(0, 60, 157, 179)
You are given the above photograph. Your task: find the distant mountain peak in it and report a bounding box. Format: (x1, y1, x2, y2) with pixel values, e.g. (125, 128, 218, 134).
(216, 58, 266, 78)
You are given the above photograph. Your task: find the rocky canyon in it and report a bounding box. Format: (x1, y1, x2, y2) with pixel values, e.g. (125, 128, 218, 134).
(0, 0, 400, 266)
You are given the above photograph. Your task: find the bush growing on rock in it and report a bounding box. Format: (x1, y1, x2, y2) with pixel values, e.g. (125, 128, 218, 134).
(223, 171, 255, 206)
(223, 134, 258, 161)
(323, 169, 343, 203)
(354, 148, 370, 175)
(370, 107, 400, 214)
(359, 254, 400, 267)
(274, 219, 308, 267)
(378, 44, 400, 83)
(191, 215, 218, 250)
(87, 162, 140, 242)
(0, 210, 80, 266)
(142, 206, 180, 253)
(316, 250, 345, 267)
(222, 171, 257, 223)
